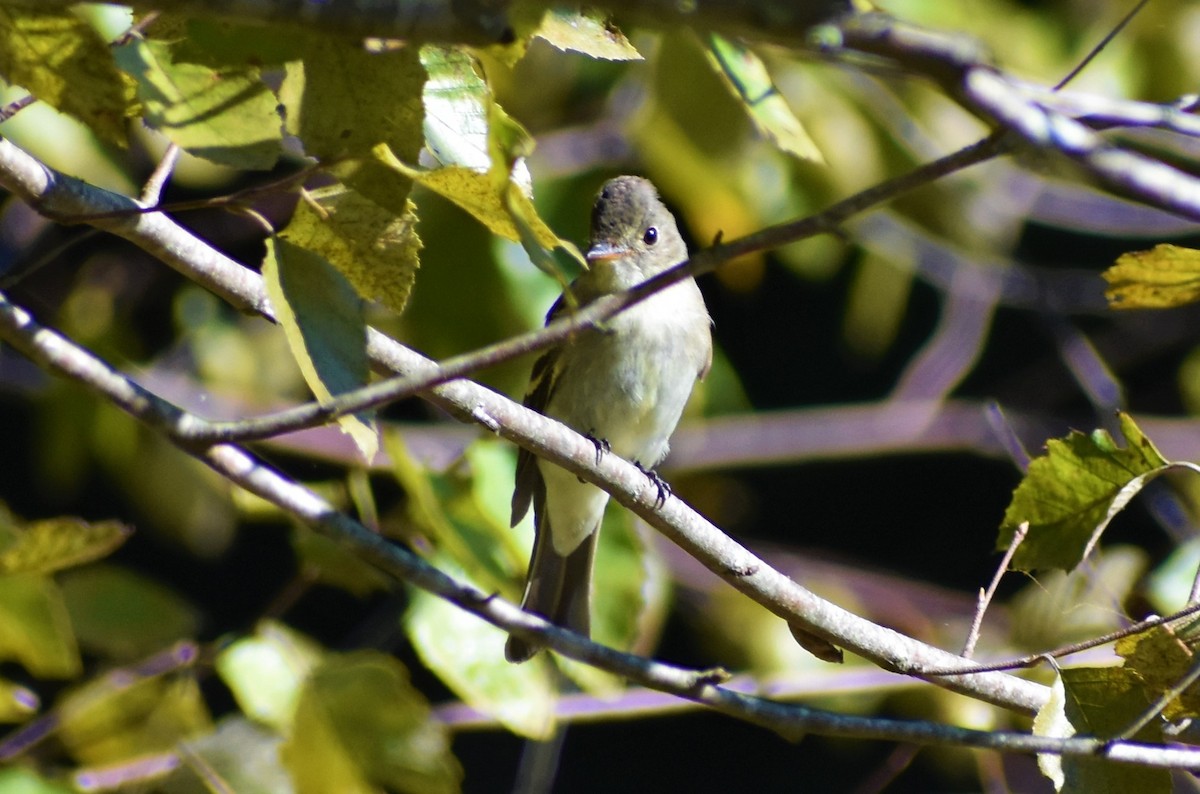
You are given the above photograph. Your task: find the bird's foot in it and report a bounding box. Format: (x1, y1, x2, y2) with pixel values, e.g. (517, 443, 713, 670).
(635, 461, 672, 508)
(584, 431, 611, 466)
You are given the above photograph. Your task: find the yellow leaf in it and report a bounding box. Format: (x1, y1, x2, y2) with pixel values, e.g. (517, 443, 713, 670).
(1104, 244, 1200, 309)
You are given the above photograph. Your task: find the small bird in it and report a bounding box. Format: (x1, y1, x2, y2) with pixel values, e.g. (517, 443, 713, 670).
(505, 176, 712, 663)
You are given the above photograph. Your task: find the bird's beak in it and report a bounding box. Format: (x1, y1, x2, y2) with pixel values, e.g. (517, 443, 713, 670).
(586, 241, 630, 263)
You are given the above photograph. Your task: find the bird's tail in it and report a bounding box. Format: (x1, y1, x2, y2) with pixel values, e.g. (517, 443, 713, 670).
(505, 512, 598, 663)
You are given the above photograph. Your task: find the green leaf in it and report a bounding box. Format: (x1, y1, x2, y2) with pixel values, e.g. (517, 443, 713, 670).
(280, 39, 425, 162)
(406, 576, 558, 739)
(262, 236, 378, 462)
(998, 413, 1170, 571)
(284, 185, 422, 315)
(291, 524, 392, 598)
(0, 573, 80, 678)
(215, 621, 325, 731)
(280, 651, 462, 794)
(1059, 666, 1171, 793)
(413, 47, 583, 277)
(0, 8, 135, 145)
(384, 433, 518, 594)
(0, 767, 74, 794)
(705, 34, 824, 163)
(113, 38, 282, 169)
(534, 9, 642, 60)
(0, 677, 39, 723)
(0, 516, 130, 575)
(59, 564, 199, 661)
(59, 672, 211, 765)
(1104, 244, 1200, 309)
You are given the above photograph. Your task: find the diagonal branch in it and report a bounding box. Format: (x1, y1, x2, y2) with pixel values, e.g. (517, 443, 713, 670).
(6, 287, 1200, 770)
(0, 131, 1057, 711)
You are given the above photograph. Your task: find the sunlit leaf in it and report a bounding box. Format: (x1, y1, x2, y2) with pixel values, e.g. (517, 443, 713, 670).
(420, 45, 496, 175)
(1104, 244, 1200, 309)
(0, 573, 80, 678)
(1059, 666, 1170, 793)
(262, 236, 378, 462)
(534, 9, 641, 60)
(113, 38, 282, 169)
(215, 621, 325, 731)
(406, 575, 558, 739)
(1116, 623, 1200, 721)
(286, 185, 422, 315)
(1032, 670, 1070, 790)
(59, 673, 211, 765)
(0, 8, 136, 145)
(0, 517, 130, 575)
(998, 413, 1170, 571)
(280, 651, 461, 794)
(59, 564, 198, 661)
(384, 433, 516, 593)
(279, 39, 424, 162)
(705, 34, 824, 163)
(0, 677, 39, 723)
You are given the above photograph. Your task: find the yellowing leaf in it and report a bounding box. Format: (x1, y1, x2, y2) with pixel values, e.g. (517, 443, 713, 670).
(1059, 666, 1171, 793)
(114, 38, 282, 169)
(0, 677, 39, 723)
(0, 573, 80, 678)
(1116, 624, 1200, 721)
(0, 517, 130, 575)
(0, 8, 136, 145)
(263, 236, 378, 462)
(280, 652, 461, 794)
(280, 39, 425, 162)
(286, 185, 422, 315)
(59, 673, 210, 765)
(1104, 244, 1200, 309)
(706, 34, 824, 163)
(999, 413, 1169, 571)
(291, 525, 392, 598)
(534, 10, 642, 60)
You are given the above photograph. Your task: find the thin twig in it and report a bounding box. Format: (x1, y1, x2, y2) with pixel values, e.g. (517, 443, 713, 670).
(1052, 0, 1152, 91)
(141, 144, 181, 205)
(922, 601, 1200, 676)
(962, 522, 1028, 659)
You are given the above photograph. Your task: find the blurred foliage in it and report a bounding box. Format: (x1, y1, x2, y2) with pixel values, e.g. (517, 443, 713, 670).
(4, 1, 1200, 791)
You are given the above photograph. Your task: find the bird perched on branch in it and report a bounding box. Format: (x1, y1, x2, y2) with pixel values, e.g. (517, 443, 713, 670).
(506, 175, 712, 663)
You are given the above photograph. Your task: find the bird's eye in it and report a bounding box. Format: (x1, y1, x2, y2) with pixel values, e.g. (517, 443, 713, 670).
(643, 226, 658, 246)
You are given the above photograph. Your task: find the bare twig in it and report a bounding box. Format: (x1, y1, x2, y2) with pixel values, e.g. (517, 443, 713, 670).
(921, 601, 1200, 676)
(962, 522, 1028, 659)
(140, 144, 180, 205)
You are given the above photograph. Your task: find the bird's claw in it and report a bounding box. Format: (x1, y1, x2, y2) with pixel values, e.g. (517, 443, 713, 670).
(635, 461, 672, 508)
(584, 431, 611, 466)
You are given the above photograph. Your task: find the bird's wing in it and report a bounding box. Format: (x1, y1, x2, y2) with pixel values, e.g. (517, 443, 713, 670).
(510, 294, 568, 527)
